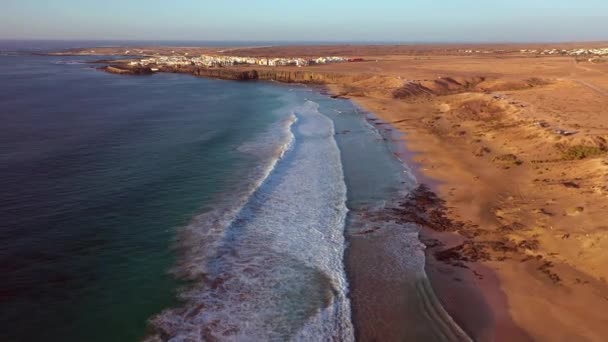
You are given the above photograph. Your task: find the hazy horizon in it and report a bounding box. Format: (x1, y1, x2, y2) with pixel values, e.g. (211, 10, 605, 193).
(2, 0, 607, 42)
(3, 38, 608, 44)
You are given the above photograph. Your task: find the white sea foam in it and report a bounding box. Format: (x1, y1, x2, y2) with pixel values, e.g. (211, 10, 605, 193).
(148, 101, 353, 341)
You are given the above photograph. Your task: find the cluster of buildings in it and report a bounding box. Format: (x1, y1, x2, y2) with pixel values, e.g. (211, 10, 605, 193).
(457, 47, 608, 57)
(128, 54, 349, 68)
(521, 47, 608, 56)
(460, 49, 496, 54)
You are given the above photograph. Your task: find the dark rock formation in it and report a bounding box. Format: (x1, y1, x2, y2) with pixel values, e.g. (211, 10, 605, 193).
(100, 65, 154, 75)
(99, 62, 353, 86)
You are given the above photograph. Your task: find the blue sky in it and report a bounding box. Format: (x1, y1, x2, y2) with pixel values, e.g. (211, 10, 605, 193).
(1, 0, 607, 42)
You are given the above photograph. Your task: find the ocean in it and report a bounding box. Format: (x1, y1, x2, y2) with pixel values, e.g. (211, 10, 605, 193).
(0, 41, 463, 341)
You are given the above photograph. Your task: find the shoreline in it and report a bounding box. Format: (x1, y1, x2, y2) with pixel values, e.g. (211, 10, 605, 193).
(345, 78, 608, 341)
(94, 50, 608, 340)
(355, 102, 522, 341)
(349, 95, 522, 341)
(344, 109, 473, 341)
(326, 81, 519, 340)
(355, 107, 525, 341)
(96, 61, 510, 340)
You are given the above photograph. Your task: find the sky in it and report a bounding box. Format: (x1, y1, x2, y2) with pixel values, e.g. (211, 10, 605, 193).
(1, 0, 607, 42)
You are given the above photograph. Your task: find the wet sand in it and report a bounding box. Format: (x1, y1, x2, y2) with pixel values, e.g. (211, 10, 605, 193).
(341, 112, 473, 341)
(346, 218, 476, 341)
(354, 113, 533, 341)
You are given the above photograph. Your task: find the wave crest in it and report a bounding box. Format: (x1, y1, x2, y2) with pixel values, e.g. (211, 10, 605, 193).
(146, 101, 353, 341)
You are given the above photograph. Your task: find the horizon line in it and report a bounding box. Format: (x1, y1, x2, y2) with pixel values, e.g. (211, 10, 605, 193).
(1, 38, 608, 45)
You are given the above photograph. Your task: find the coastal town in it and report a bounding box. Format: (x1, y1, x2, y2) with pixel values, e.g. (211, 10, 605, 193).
(54, 45, 608, 65)
(525, 47, 608, 56)
(458, 46, 608, 57)
(128, 54, 353, 68)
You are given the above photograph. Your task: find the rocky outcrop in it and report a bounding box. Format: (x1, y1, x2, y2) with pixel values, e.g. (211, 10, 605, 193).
(100, 65, 154, 75)
(100, 63, 353, 85)
(191, 67, 349, 84)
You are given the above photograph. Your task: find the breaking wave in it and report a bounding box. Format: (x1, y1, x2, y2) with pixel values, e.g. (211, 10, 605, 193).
(147, 100, 354, 341)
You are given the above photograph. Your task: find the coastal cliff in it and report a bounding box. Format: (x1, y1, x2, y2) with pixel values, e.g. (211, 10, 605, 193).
(195, 67, 339, 84)
(101, 65, 154, 75)
(101, 64, 352, 85)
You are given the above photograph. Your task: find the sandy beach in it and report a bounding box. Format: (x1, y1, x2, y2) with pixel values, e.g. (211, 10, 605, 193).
(84, 43, 608, 340)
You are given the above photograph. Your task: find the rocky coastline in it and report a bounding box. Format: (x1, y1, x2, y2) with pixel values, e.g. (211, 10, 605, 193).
(100, 63, 351, 84)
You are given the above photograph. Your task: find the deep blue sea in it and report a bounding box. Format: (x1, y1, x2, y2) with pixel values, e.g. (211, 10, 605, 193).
(0, 41, 456, 341)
